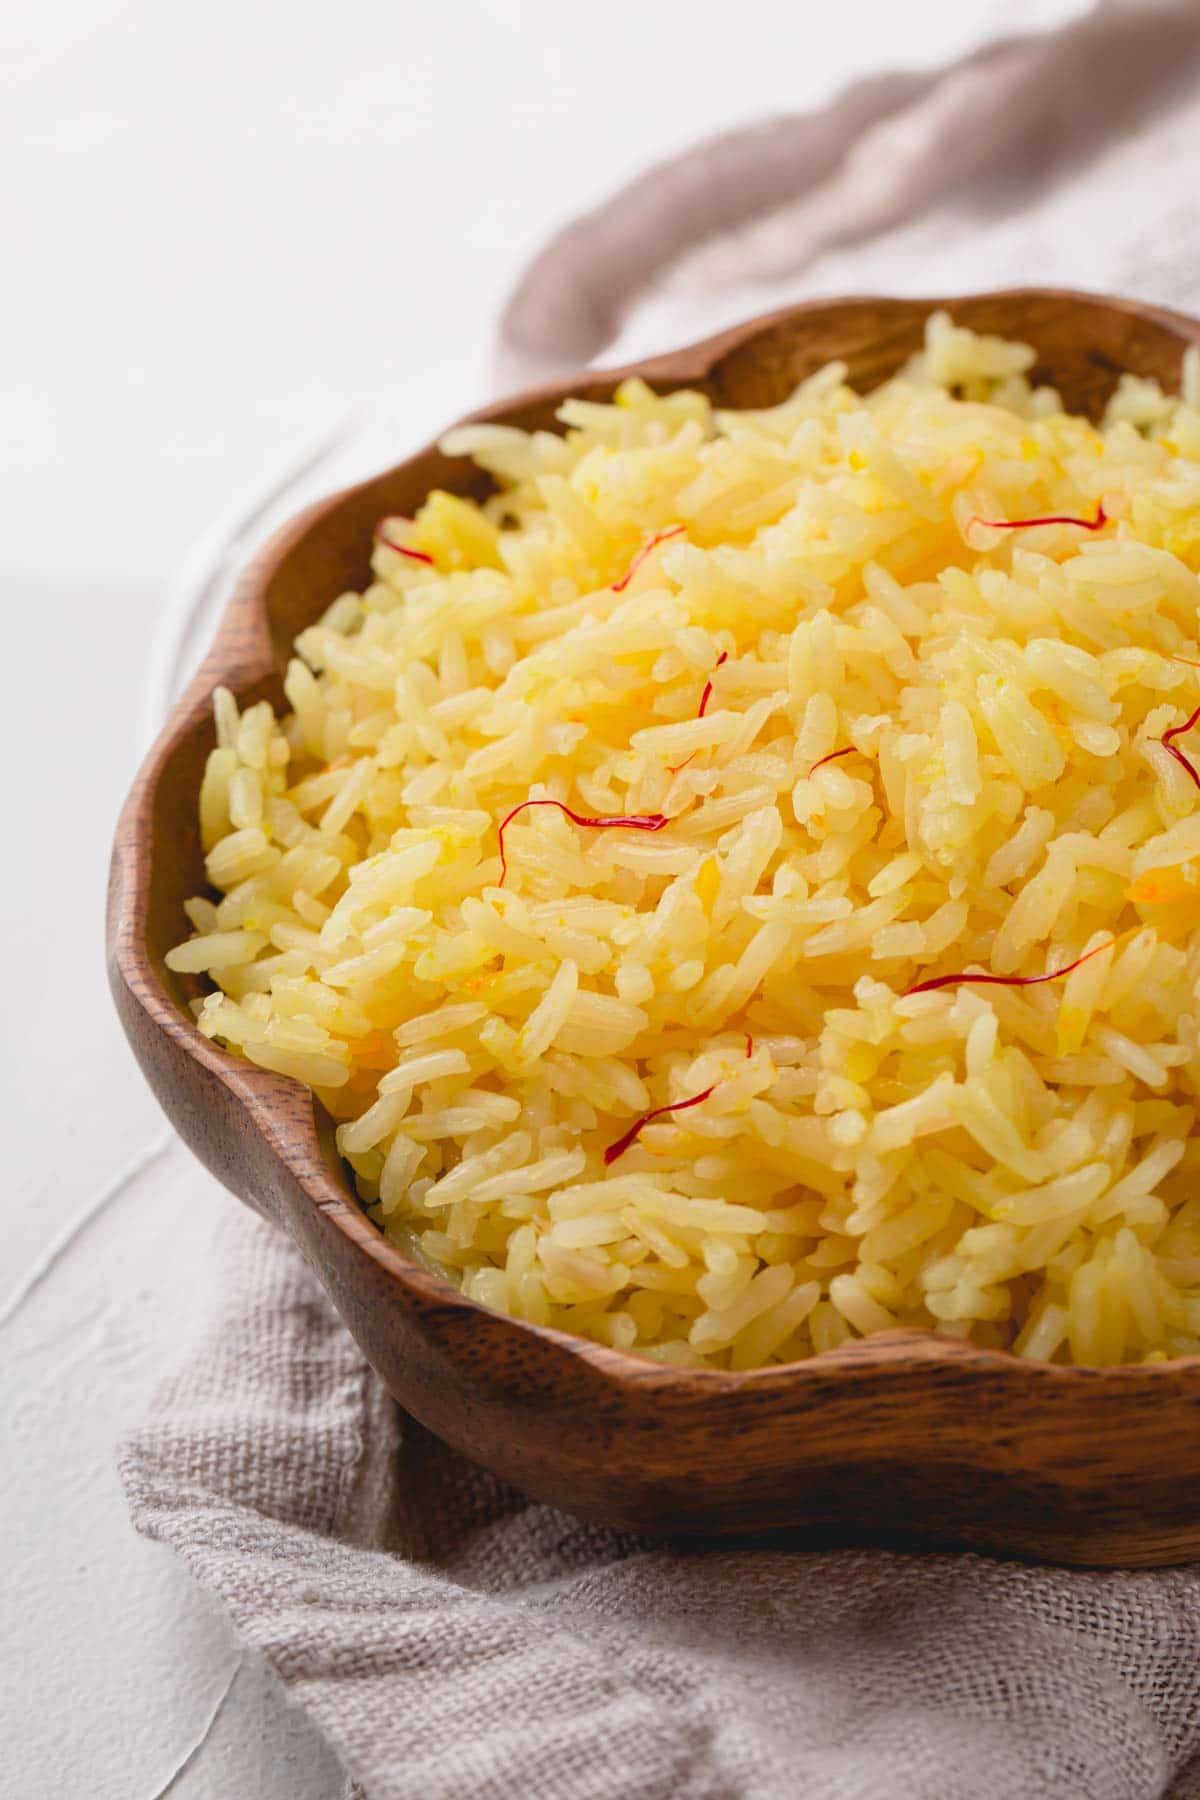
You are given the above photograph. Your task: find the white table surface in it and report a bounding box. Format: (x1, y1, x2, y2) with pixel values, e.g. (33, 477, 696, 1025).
(0, 1, 1077, 1792)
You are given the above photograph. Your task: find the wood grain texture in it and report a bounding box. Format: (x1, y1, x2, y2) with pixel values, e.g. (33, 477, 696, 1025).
(108, 290, 1200, 1566)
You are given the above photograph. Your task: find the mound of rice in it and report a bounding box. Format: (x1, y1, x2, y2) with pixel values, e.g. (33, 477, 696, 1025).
(169, 312, 1200, 1368)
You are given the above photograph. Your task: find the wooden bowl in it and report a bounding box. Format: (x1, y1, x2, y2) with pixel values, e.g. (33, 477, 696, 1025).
(109, 290, 1200, 1566)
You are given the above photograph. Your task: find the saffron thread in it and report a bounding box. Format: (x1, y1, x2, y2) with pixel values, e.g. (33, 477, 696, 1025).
(1160, 699, 1200, 794)
(497, 798, 668, 887)
(968, 503, 1107, 535)
(604, 1033, 754, 1166)
(374, 518, 434, 567)
(903, 935, 1118, 998)
(668, 651, 729, 774)
(809, 746, 861, 776)
(697, 650, 729, 720)
(603, 1084, 717, 1166)
(612, 525, 685, 593)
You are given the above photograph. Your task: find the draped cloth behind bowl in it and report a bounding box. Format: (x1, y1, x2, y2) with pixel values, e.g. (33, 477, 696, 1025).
(121, 5, 1200, 1795)
(496, 0, 1200, 393)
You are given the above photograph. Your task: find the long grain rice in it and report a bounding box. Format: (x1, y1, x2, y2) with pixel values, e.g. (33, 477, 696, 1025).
(170, 313, 1200, 1366)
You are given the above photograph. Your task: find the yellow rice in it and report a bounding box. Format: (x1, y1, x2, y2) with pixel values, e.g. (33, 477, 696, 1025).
(170, 311, 1200, 1368)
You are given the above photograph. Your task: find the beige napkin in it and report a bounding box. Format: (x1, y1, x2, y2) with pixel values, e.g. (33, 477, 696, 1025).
(121, 1207, 1200, 1800)
(122, 6, 1200, 1795)
(497, 0, 1200, 391)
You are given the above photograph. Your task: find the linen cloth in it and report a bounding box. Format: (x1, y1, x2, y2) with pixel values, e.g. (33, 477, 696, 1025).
(121, 6, 1200, 1795)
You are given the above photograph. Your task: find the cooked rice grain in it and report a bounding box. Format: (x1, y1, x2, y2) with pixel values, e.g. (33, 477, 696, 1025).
(170, 313, 1200, 1367)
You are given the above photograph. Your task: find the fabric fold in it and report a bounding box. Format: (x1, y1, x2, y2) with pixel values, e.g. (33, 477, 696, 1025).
(497, 1, 1200, 390)
(121, 1209, 1200, 1800)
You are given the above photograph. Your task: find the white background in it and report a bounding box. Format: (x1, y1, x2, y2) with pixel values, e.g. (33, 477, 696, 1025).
(0, 1, 1080, 1794)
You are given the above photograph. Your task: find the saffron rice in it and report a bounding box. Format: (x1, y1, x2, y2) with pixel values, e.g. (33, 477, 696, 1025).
(170, 312, 1200, 1368)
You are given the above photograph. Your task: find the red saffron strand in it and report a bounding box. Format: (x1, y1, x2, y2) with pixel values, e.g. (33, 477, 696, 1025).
(968, 503, 1107, 535)
(1161, 699, 1200, 794)
(903, 935, 1117, 998)
(1164, 740, 1200, 793)
(611, 525, 685, 593)
(603, 1084, 717, 1166)
(697, 650, 729, 720)
(667, 652, 730, 774)
(604, 1034, 751, 1165)
(809, 746, 861, 776)
(374, 519, 434, 567)
(497, 798, 669, 887)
